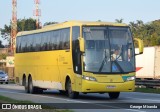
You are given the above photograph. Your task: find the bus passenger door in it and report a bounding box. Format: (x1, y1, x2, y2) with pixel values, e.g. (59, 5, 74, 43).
(72, 40, 82, 91)
(72, 26, 82, 91)
(58, 50, 71, 89)
(58, 28, 72, 90)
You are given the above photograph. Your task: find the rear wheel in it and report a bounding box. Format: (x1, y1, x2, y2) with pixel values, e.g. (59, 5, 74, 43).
(108, 92, 120, 99)
(22, 76, 26, 86)
(36, 88, 44, 94)
(67, 79, 79, 99)
(25, 82, 29, 93)
(28, 77, 37, 94)
(23, 76, 29, 93)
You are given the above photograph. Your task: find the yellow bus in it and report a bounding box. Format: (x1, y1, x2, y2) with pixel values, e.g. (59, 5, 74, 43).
(15, 21, 143, 99)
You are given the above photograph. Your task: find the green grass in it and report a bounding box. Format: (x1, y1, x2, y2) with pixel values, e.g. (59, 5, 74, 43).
(135, 88, 160, 94)
(0, 95, 32, 103)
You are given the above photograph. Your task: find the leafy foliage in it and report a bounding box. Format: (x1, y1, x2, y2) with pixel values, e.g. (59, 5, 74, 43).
(0, 53, 7, 60)
(115, 18, 123, 23)
(1, 18, 160, 47)
(17, 18, 37, 31)
(129, 20, 160, 46)
(0, 18, 37, 45)
(43, 22, 58, 26)
(0, 41, 4, 48)
(0, 25, 11, 43)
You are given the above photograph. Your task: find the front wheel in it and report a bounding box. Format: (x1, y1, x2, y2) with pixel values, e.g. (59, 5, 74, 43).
(108, 92, 120, 99)
(67, 79, 79, 99)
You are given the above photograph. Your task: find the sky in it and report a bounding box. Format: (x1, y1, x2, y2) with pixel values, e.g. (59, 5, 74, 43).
(0, 0, 160, 45)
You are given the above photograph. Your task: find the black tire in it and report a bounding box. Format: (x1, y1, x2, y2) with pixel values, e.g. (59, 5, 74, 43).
(0, 82, 3, 84)
(25, 81, 29, 93)
(67, 79, 79, 99)
(28, 77, 36, 94)
(23, 76, 29, 93)
(36, 88, 43, 94)
(108, 92, 120, 99)
(59, 90, 67, 95)
(22, 76, 26, 86)
(5, 82, 8, 84)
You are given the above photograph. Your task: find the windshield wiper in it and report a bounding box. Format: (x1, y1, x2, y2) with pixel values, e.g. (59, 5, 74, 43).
(98, 49, 108, 72)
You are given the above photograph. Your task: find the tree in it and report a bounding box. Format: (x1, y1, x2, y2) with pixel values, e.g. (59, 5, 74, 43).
(43, 22, 58, 26)
(136, 20, 144, 27)
(1, 18, 37, 45)
(129, 19, 160, 46)
(115, 18, 123, 23)
(1, 25, 11, 43)
(0, 53, 7, 60)
(0, 40, 4, 48)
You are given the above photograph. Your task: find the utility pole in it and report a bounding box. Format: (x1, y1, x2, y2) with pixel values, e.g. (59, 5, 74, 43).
(11, 0, 17, 55)
(34, 0, 41, 29)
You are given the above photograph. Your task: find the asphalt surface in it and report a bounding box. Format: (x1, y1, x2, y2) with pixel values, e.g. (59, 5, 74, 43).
(0, 84, 160, 112)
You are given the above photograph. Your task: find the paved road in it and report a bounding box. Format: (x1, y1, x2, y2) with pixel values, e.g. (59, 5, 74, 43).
(0, 84, 160, 112)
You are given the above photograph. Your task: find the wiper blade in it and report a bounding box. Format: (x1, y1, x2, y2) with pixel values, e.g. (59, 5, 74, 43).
(98, 50, 108, 72)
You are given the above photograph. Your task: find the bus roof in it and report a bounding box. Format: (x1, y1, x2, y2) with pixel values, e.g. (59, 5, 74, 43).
(17, 20, 128, 36)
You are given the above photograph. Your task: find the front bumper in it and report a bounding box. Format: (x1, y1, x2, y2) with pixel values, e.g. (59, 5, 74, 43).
(81, 80, 135, 93)
(0, 78, 9, 83)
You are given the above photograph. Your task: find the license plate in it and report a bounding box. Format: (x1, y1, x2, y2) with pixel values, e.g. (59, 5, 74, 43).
(107, 85, 116, 89)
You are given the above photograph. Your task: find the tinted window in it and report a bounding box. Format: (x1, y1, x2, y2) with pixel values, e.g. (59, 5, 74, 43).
(21, 36, 27, 52)
(41, 32, 50, 51)
(55, 30, 60, 50)
(50, 30, 58, 50)
(60, 28, 70, 49)
(16, 37, 20, 53)
(35, 34, 41, 51)
(16, 27, 70, 53)
(26, 35, 34, 52)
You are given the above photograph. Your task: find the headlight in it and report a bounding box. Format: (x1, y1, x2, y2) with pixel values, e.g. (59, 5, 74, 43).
(82, 75, 97, 81)
(5, 76, 8, 79)
(126, 76, 135, 81)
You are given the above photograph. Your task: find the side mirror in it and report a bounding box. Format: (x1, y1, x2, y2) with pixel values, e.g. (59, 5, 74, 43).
(134, 38, 144, 55)
(78, 37, 85, 52)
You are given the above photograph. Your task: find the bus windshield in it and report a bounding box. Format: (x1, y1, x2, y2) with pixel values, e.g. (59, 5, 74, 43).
(83, 26, 135, 74)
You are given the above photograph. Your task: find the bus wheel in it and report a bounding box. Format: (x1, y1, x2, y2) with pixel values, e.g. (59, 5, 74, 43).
(28, 77, 36, 94)
(108, 92, 120, 99)
(22, 76, 26, 86)
(24, 80, 29, 93)
(67, 79, 79, 99)
(59, 90, 67, 95)
(36, 88, 43, 94)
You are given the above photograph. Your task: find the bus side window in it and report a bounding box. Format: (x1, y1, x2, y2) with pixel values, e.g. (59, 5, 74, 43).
(41, 33, 46, 51)
(49, 31, 53, 50)
(55, 30, 60, 50)
(21, 36, 27, 52)
(26, 35, 33, 52)
(34, 33, 41, 52)
(60, 28, 70, 50)
(16, 37, 20, 53)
